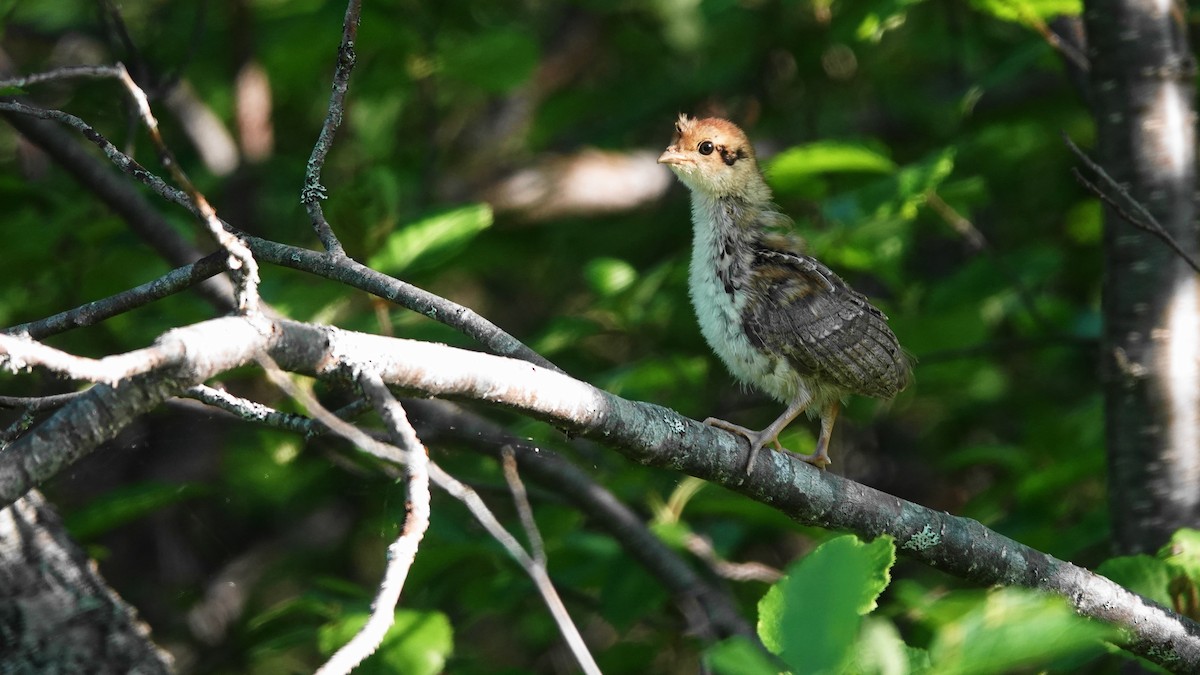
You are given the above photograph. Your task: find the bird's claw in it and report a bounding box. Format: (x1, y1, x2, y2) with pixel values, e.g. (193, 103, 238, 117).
(702, 417, 831, 473)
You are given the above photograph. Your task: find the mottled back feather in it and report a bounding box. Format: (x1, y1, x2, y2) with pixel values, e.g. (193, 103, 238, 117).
(740, 232, 910, 398)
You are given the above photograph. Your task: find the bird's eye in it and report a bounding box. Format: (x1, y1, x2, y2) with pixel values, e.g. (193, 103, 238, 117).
(698, 141, 714, 155)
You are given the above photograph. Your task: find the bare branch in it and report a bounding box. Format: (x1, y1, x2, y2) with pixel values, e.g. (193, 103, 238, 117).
(1008, 3, 1089, 74)
(425, 461, 601, 675)
(2, 99, 558, 371)
(0, 317, 271, 504)
(114, 64, 261, 313)
(685, 534, 782, 584)
(184, 384, 314, 435)
(3, 252, 227, 340)
(501, 447, 547, 565)
(1, 409, 37, 447)
(254, 351, 597, 673)
(315, 374, 430, 675)
(0, 392, 90, 412)
(0, 65, 122, 89)
(0, 109, 237, 311)
(1063, 132, 1200, 275)
(243, 237, 562, 372)
(0, 100, 196, 221)
(405, 398, 758, 643)
(300, 0, 362, 256)
(5, 318, 1199, 670)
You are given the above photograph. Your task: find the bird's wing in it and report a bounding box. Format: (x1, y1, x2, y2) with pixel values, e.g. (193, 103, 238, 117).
(741, 243, 910, 398)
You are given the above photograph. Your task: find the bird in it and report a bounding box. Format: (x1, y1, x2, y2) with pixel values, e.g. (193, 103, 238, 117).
(657, 113, 910, 473)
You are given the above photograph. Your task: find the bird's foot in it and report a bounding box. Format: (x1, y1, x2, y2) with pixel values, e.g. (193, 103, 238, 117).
(703, 417, 781, 474)
(787, 446, 831, 470)
(703, 417, 831, 473)
(784, 429, 832, 470)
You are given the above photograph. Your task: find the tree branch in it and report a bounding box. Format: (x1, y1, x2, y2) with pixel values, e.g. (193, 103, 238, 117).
(0, 490, 174, 672)
(0, 109, 236, 311)
(403, 398, 758, 643)
(315, 374, 430, 675)
(2, 98, 559, 372)
(3, 252, 228, 340)
(2, 317, 1198, 670)
(1063, 132, 1200, 275)
(300, 0, 362, 256)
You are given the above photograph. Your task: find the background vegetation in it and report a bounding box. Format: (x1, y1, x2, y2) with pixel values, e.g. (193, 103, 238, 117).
(1, 0, 1193, 672)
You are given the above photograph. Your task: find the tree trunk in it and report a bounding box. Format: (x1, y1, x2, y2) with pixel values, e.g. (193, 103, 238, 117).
(1084, 0, 1200, 554)
(0, 490, 173, 674)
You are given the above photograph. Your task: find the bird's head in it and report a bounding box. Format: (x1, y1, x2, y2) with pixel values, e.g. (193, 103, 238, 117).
(657, 114, 768, 201)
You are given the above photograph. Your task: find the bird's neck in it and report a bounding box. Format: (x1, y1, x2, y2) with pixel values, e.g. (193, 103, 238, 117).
(688, 192, 766, 301)
(689, 186, 771, 251)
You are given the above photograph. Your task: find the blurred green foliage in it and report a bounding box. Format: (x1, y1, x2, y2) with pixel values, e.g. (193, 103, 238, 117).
(712, 534, 1120, 674)
(0, 0, 1154, 671)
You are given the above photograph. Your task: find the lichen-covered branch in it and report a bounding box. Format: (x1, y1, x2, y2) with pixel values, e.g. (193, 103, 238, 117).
(1, 316, 1198, 670)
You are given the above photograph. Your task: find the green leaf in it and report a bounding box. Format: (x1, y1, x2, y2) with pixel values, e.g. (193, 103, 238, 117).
(823, 148, 955, 225)
(367, 204, 493, 275)
(846, 617, 923, 675)
(855, 0, 929, 43)
(926, 588, 1118, 674)
(318, 609, 453, 675)
(969, 0, 1081, 24)
(1096, 554, 1176, 607)
(439, 27, 539, 93)
(65, 481, 208, 539)
(706, 636, 780, 675)
(758, 535, 896, 673)
(767, 141, 896, 197)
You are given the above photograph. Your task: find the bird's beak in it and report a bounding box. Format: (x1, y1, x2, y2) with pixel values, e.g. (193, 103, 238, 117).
(657, 148, 687, 166)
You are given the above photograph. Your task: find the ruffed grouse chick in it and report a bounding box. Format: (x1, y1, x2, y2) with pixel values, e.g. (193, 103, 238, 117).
(658, 114, 909, 472)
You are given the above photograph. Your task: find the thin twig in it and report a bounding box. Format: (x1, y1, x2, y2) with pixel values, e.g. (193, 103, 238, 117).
(1062, 132, 1200, 275)
(924, 190, 985, 250)
(316, 374, 430, 675)
(501, 447, 546, 565)
(114, 64, 262, 313)
(185, 384, 314, 435)
(1, 99, 559, 371)
(256, 355, 599, 674)
(0, 108, 237, 311)
(428, 463, 601, 675)
(0, 65, 122, 90)
(0, 392, 91, 411)
(300, 0, 362, 256)
(406, 398, 757, 642)
(1004, 0, 1089, 74)
(684, 534, 782, 583)
(3, 252, 227, 340)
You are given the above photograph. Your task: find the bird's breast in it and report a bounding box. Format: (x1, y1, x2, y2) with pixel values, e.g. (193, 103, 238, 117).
(688, 211, 802, 403)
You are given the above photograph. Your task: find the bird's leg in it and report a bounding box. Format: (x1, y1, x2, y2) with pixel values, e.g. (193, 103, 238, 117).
(704, 395, 810, 474)
(805, 400, 840, 470)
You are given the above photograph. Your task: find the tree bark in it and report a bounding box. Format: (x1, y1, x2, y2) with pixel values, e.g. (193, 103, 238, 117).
(1085, 0, 1200, 554)
(0, 490, 173, 674)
